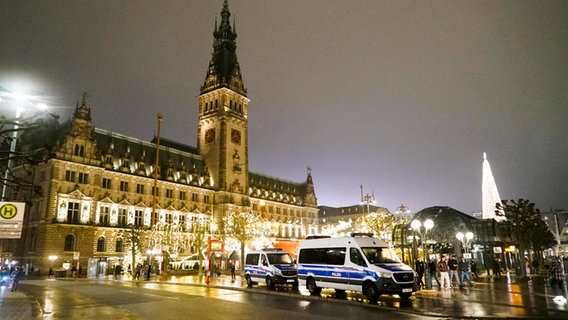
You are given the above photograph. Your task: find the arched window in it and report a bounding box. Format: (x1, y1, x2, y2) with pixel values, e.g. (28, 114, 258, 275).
(97, 236, 106, 252)
(64, 234, 75, 251)
(115, 238, 123, 253)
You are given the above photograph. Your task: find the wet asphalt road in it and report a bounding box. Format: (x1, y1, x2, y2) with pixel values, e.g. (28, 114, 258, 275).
(15, 273, 568, 319)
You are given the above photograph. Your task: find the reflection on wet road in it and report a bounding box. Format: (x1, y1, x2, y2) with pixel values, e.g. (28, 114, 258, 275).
(20, 274, 568, 319)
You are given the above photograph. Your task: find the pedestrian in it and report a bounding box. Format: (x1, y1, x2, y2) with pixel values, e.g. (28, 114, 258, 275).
(11, 267, 22, 292)
(437, 256, 451, 289)
(135, 264, 141, 281)
(49, 267, 54, 278)
(458, 256, 474, 288)
(428, 258, 441, 288)
(532, 259, 539, 275)
(548, 256, 565, 291)
(415, 258, 425, 289)
(493, 257, 502, 278)
(470, 259, 479, 279)
(448, 255, 459, 287)
(146, 264, 151, 280)
(230, 264, 236, 280)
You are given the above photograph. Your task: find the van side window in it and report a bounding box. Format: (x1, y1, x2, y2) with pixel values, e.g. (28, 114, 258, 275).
(350, 248, 367, 267)
(246, 253, 259, 265)
(298, 248, 345, 265)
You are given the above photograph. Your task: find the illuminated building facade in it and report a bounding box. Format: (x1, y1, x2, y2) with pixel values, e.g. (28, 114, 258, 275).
(1, 1, 317, 276)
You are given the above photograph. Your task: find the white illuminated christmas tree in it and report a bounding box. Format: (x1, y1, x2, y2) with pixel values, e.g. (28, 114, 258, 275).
(482, 152, 505, 221)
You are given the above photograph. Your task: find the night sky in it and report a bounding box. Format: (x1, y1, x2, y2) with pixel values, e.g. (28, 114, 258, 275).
(1, 1, 567, 215)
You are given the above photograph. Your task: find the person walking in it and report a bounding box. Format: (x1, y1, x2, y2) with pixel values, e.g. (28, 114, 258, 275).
(135, 264, 141, 281)
(230, 264, 236, 280)
(10, 267, 22, 292)
(532, 259, 539, 275)
(548, 256, 565, 292)
(470, 259, 479, 279)
(437, 256, 451, 289)
(448, 255, 459, 287)
(458, 256, 474, 288)
(493, 257, 503, 278)
(415, 258, 425, 289)
(428, 258, 441, 288)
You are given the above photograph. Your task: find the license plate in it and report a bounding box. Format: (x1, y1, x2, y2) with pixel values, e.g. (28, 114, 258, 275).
(287, 279, 295, 282)
(402, 288, 413, 293)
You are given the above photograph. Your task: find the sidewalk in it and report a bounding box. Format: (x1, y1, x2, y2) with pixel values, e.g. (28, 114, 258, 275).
(0, 287, 34, 320)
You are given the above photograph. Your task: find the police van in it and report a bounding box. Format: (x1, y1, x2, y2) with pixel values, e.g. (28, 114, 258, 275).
(296, 233, 416, 302)
(244, 248, 298, 288)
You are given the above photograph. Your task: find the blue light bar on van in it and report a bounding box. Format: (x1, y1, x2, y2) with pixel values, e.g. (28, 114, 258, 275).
(348, 232, 374, 237)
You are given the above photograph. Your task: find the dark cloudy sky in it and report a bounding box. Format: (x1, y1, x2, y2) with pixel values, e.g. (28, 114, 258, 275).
(1, 0, 567, 214)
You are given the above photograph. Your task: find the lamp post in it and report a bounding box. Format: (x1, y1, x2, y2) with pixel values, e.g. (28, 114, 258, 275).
(359, 185, 376, 214)
(0, 89, 48, 200)
(411, 218, 434, 289)
(456, 231, 474, 256)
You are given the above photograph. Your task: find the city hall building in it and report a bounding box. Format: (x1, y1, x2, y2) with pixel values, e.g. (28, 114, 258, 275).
(1, 1, 318, 277)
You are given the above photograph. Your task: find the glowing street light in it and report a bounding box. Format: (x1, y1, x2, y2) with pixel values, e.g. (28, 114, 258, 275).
(0, 88, 49, 200)
(48, 255, 58, 267)
(456, 231, 474, 254)
(411, 218, 434, 289)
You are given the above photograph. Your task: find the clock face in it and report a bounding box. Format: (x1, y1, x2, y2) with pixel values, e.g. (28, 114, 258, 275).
(205, 128, 215, 143)
(231, 129, 241, 144)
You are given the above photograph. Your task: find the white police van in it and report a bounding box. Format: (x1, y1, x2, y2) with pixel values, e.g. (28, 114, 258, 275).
(244, 248, 298, 288)
(297, 233, 416, 302)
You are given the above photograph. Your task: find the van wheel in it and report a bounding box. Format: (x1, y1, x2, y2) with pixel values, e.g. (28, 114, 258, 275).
(307, 278, 321, 294)
(399, 292, 412, 300)
(363, 283, 380, 303)
(245, 275, 253, 288)
(266, 276, 275, 289)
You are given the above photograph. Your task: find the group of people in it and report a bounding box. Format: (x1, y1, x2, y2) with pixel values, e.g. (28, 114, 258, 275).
(415, 254, 477, 290)
(133, 264, 152, 281)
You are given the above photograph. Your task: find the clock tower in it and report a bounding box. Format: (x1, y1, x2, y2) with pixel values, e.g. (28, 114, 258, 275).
(198, 0, 249, 201)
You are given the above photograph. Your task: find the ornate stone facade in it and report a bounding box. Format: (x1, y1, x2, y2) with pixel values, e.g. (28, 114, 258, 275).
(1, 1, 318, 277)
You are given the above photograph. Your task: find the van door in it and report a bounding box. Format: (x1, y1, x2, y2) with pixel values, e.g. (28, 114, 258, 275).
(347, 247, 368, 291)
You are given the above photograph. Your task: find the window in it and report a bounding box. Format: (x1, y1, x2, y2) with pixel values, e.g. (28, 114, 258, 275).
(136, 184, 145, 194)
(64, 234, 75, 251)
(192, 193, 198, 202)
(203, 195, 210, 204)
(115, 238, 124, 252)
(102, 178, 111, 189)
(74, 144, 85, 156)
(67, 201, 80, 224)
(179, 191, 186, 200)
(97, 237, 106, 252)
(99, 206, 110, 225)
(165, 212, 172, 224)
(118, 208, 127, 226)
(29, 232, 37, 252)
(166, 188, 173, 198)
(350, 248, 367, 267)
(78, 172, 89, 184)
(179, 214, 186, 227)
(298, 247, 346, 265)
(120, 181, 129, 192)
(134, 210, 143, 226)
(65, 170, 76, 182)
(152, 186, 160, 196)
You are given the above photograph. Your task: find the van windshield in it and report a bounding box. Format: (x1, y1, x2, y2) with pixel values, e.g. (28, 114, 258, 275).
(266, 253, 294, 264)
(361, 247, 401, 264)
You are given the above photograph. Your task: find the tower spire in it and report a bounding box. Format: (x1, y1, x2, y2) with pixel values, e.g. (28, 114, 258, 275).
(201, 0, 246, 96)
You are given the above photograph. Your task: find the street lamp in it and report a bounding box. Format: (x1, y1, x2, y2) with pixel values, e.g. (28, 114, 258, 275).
(456, 231, 474, 255)
(48, 255, 58, 267)
(411, 218, 434, 289)
(359, 185, 376, 214)
(0, 88, 49, 200)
